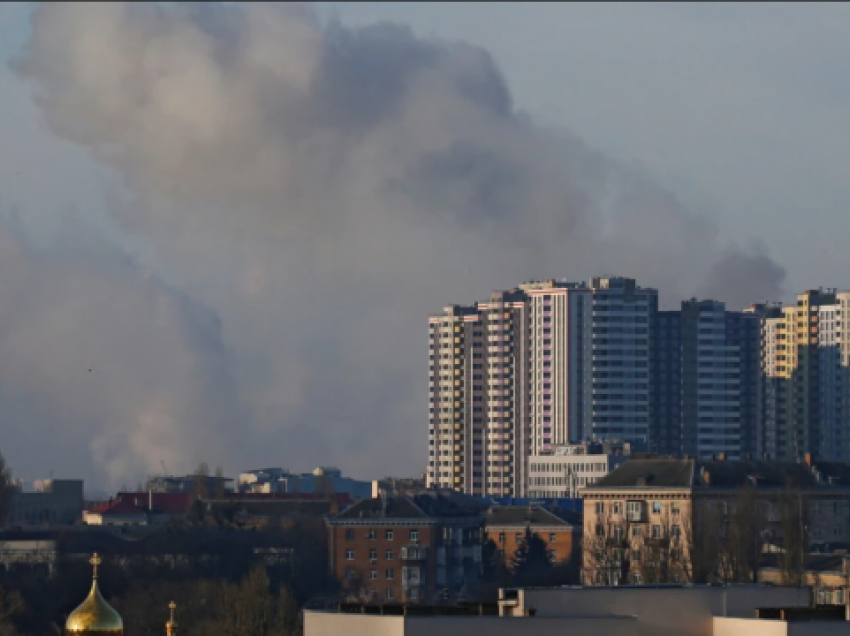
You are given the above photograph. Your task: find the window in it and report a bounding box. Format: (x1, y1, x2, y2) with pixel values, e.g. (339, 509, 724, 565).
(386, 530, 394, 541)
(834, 527, 843, 538)
(410, 530, 419, 543)
(672, 525, 681, 538)
(632, 550, 641, 561)
(595, 502, 605, 514)
(345, 550, 355, 561)
(370, 570, 378, 580)
(370, 549, 378, 562)
(613, 525, 623, 541)
(515, 533, 523, 543)
(632, 526, 642, 537)
(595, 524, 605, 537)
(549, 533, 557, 543)
(386, 569, 394, 580)
(366, 529, 375, 540)
(386, 588, 394, 600)
(345, 529, 355, 540)
(345, 569, 355, 580)
(613, 502, 622, 515)
(652, 502, 662, 515)
(499, 532, 506, 544)
(652, 525, 661, 539)
(386, 550, 394, 560)
(671, 502, 680, 515)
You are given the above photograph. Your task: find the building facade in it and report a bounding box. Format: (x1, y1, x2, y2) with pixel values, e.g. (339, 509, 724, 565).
(484, 505, 580, 565)
(428, 277, 656, 498)
(327, 491, 486, 603)
(7, 479, 84, 526)
(580, 456, 850, 586)
(527, 440, 630, 499)
(758, 289, 850, 462)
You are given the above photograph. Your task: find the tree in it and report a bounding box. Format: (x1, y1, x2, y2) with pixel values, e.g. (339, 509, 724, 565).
(510, 527, 552, 585)
(777, 484, 810, 587)
(194, 463, 210, 499)
(214, 466, 226, 499)
(0, 451, 13, 526)
(725, 487, 770, 584)
(0, 584, 24, 636)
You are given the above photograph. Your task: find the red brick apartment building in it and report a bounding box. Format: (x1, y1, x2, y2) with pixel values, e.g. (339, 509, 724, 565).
(327, 490, 487, 603)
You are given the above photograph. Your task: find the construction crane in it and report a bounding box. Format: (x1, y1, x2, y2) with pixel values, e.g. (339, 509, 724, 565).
(161, 460, 168, 477)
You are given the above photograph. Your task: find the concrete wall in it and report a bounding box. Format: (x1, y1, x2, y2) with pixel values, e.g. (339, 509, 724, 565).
(303, 612, 636, 636)
(714, 618, 787, 636)
(515, 586, 810, 636)
(716, 617, 850, 636)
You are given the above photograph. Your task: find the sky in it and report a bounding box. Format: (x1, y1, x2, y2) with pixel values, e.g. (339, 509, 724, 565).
(0, 3, 847, 493)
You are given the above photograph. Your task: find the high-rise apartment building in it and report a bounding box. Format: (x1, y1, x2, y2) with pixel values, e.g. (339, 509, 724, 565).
(428, 277, 657, 497)
(759, 289, 850, 462)
(678, 300, 760, 459)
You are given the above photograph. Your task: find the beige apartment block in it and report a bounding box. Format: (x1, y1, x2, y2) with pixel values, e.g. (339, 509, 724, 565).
(580, 456, 850, 586)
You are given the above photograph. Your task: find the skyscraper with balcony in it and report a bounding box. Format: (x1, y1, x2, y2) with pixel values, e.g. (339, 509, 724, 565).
(759, 289, 850, 462)
(427, 276, 658, 497)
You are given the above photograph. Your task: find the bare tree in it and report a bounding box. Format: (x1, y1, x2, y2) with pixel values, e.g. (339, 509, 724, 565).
(725, 486, 770, 584)
(0, 451, 12, 526)
(194, 463, 210, 499)
(0, 584, 23, 636)
(777, 484, 810, 587)
(214, 466, 226, 499)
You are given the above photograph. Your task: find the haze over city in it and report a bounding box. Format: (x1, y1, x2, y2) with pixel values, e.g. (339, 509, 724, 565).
(1, 2, 848, 491)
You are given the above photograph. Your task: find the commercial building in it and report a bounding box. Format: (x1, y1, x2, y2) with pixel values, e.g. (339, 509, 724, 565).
(326, 490, 487, 603)
(145, 474, 233, 495)
(304, 585, 812, 636)
(580, 455, 850, 586)
(7, 479, 84, 526)
(239, 466, 372, 500)
(527, 440, 630, 498)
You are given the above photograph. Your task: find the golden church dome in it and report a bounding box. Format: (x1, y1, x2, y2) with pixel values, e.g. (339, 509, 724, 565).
(65, 554, 123, 635)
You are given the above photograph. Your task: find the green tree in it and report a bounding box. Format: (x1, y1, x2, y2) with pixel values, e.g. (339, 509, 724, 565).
(510, 527, 552, 585)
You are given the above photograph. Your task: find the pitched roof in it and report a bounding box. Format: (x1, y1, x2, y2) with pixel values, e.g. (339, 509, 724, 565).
(331, 490, 487, 521)
(584, 458, 850, 491)
(484, 506, 579, 528)
(587, 459, 694, 489)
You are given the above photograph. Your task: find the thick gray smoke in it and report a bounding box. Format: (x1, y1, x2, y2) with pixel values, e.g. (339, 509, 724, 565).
(0, 214, 245, 488)
(10, 2, 786, 485)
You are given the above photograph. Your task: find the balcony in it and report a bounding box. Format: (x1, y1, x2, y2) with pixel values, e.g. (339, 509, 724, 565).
(401, 546, 428, 561)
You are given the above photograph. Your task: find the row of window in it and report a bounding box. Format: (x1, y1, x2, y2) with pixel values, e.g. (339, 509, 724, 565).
(344, 529, 418, 542)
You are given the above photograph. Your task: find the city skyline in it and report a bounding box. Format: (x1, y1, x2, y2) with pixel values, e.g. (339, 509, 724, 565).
(1, 3, 849, 488)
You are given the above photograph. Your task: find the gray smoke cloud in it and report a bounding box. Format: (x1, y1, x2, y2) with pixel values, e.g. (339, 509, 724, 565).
(10, 2, 786, 485)
(0, 212, 246, 488)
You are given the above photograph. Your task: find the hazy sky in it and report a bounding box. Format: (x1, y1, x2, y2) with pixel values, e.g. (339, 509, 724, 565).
(0, 3, 847, 491)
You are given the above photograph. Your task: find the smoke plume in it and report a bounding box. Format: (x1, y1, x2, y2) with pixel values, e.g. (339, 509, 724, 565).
(9, 2, 786, 485)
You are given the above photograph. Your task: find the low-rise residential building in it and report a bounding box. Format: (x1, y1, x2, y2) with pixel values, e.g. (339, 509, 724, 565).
(83, 492, 193, 526)
(7, 479, 84, 526)
(528, 440, 630, 498)
(326, 490, 488, 603)
(580, 455, 850, 586)
(484, 506, 580, 564)
(758, 553, 850, 606)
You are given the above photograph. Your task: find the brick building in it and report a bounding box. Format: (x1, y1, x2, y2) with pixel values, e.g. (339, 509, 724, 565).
(484, 506, 580, 565)
(327, 490, 487, 603)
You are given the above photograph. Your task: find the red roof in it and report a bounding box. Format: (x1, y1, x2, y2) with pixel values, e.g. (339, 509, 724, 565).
(89, 493, 195, 516)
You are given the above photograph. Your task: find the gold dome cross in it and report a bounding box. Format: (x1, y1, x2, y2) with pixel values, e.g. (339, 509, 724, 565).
(90, 553, 102, 579)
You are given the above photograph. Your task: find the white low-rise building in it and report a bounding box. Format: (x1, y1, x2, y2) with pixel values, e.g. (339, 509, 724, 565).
(527, 440, 629, 498)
